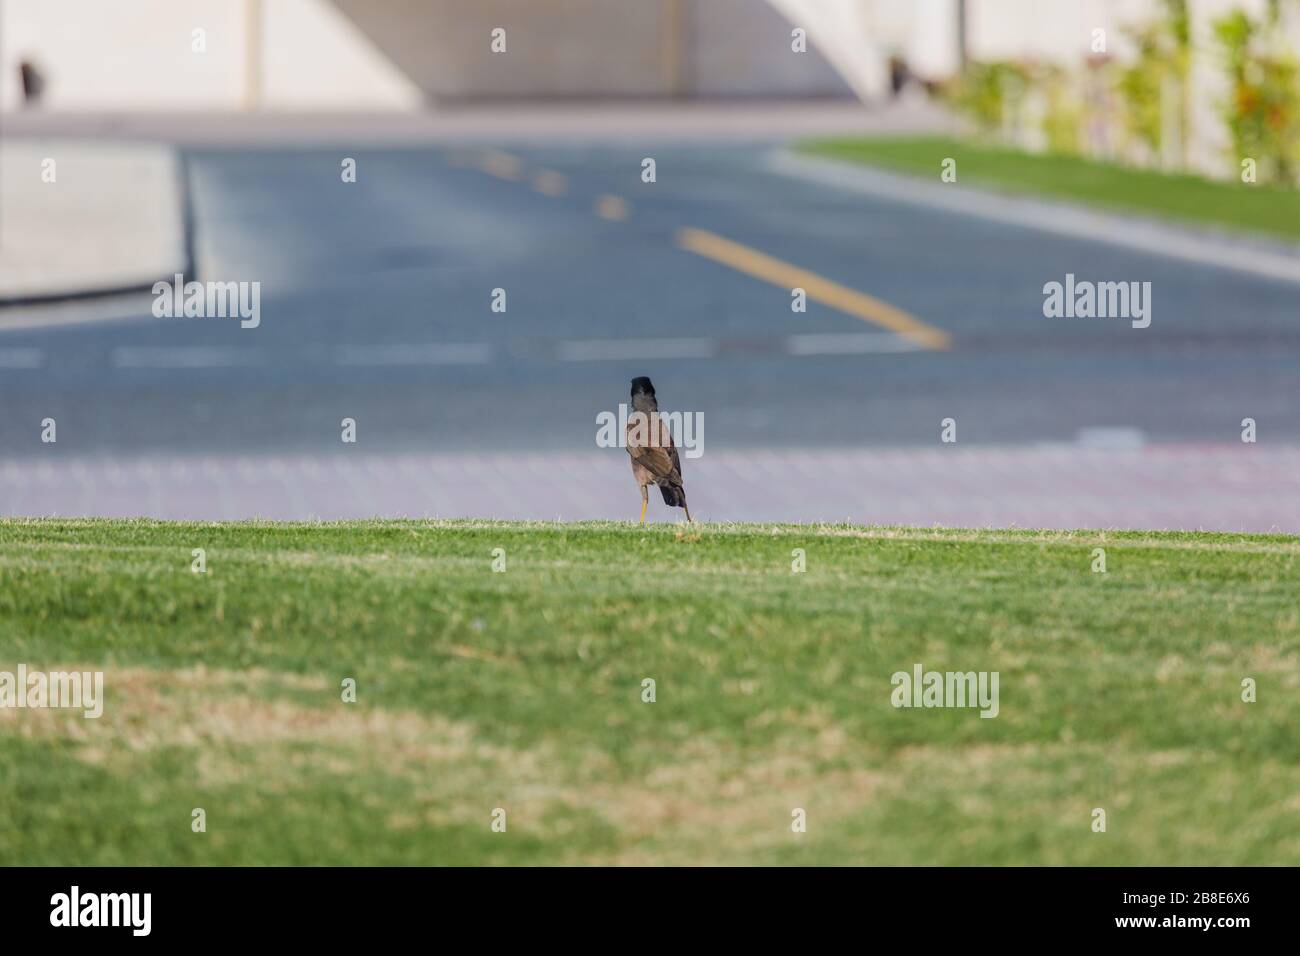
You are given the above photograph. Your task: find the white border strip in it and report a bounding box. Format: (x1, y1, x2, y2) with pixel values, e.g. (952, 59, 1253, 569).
(769, 150, 1300, 287)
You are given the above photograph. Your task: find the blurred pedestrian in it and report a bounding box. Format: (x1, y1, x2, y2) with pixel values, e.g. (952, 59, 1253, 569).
(20, 59, 45, 107)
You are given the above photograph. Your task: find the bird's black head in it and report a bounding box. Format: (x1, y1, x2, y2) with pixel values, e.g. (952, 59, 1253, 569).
(630, 376, 657, 413)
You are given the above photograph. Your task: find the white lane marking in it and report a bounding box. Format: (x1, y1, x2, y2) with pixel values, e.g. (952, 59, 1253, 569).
(770, 150, 1300, 287)
(101, 334, 928, 371)
(111, 347, 265, 368)
(1076, 427, 1147, 449)
(556, 337, 718, 361)
(0, 347, 45, 368)
(785, 332, 922, 355)
(333, 343, 492, 366)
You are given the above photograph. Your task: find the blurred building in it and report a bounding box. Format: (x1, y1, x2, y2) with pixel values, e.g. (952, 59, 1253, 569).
(3, 0, 1296, 157)
(0, 0, 857, 111)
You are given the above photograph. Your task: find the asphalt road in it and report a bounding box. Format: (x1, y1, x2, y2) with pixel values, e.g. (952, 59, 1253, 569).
(2, 139, 1298, 526)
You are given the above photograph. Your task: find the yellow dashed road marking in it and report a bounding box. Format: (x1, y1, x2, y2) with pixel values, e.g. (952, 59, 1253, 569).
(477, 150, 524, 181)
(596, 194, 630, 221)
(461, 157, 941, 350)
(532, 170, 568, 196)
(675, 227, 951, 351)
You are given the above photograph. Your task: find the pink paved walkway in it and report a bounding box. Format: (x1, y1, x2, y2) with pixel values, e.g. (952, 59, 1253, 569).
(3, 444, 1296, 533)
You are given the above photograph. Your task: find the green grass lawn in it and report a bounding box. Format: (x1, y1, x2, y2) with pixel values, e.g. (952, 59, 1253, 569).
(1, 519, 1297, 865)
(800, 135, 1300, 243)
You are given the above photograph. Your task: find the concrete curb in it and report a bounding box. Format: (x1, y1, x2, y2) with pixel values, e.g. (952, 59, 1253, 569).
(0, 140, 190, 305)
(0, 102, 954, 146)
(769, 149, 1300, 287)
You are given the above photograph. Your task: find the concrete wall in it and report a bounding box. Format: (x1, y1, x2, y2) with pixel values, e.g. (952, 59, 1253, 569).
(0, 0, 420, 111)
(330, 0, 672, 99)
(966, 0, 1162, 63)
(330, 0, 852, 100)
(1, 0, 248, 110)
(15, 0, 1287, 116)
(262, 0, 422, 109)
(1, 0, 855, 111)
(687, 0, 852, 97)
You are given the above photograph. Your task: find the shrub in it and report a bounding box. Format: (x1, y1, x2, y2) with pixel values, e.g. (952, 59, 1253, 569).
(1114, 0, 1191, 167)
(1212, 7, 1300, 184)
(945, 60, 1032, 136)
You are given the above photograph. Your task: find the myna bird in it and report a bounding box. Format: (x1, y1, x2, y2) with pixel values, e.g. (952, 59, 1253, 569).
(626, 376, 692, 524)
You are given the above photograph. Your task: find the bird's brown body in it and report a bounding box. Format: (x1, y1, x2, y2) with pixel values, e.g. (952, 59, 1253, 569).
(625, 377, 692, 524)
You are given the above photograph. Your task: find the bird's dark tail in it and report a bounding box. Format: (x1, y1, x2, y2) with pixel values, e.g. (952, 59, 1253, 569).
(659, 484, 686, 508)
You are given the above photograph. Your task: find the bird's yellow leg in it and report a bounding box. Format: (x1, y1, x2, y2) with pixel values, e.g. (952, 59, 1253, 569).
(683, 503, 693, 524)
(639, 487, 649, 525)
